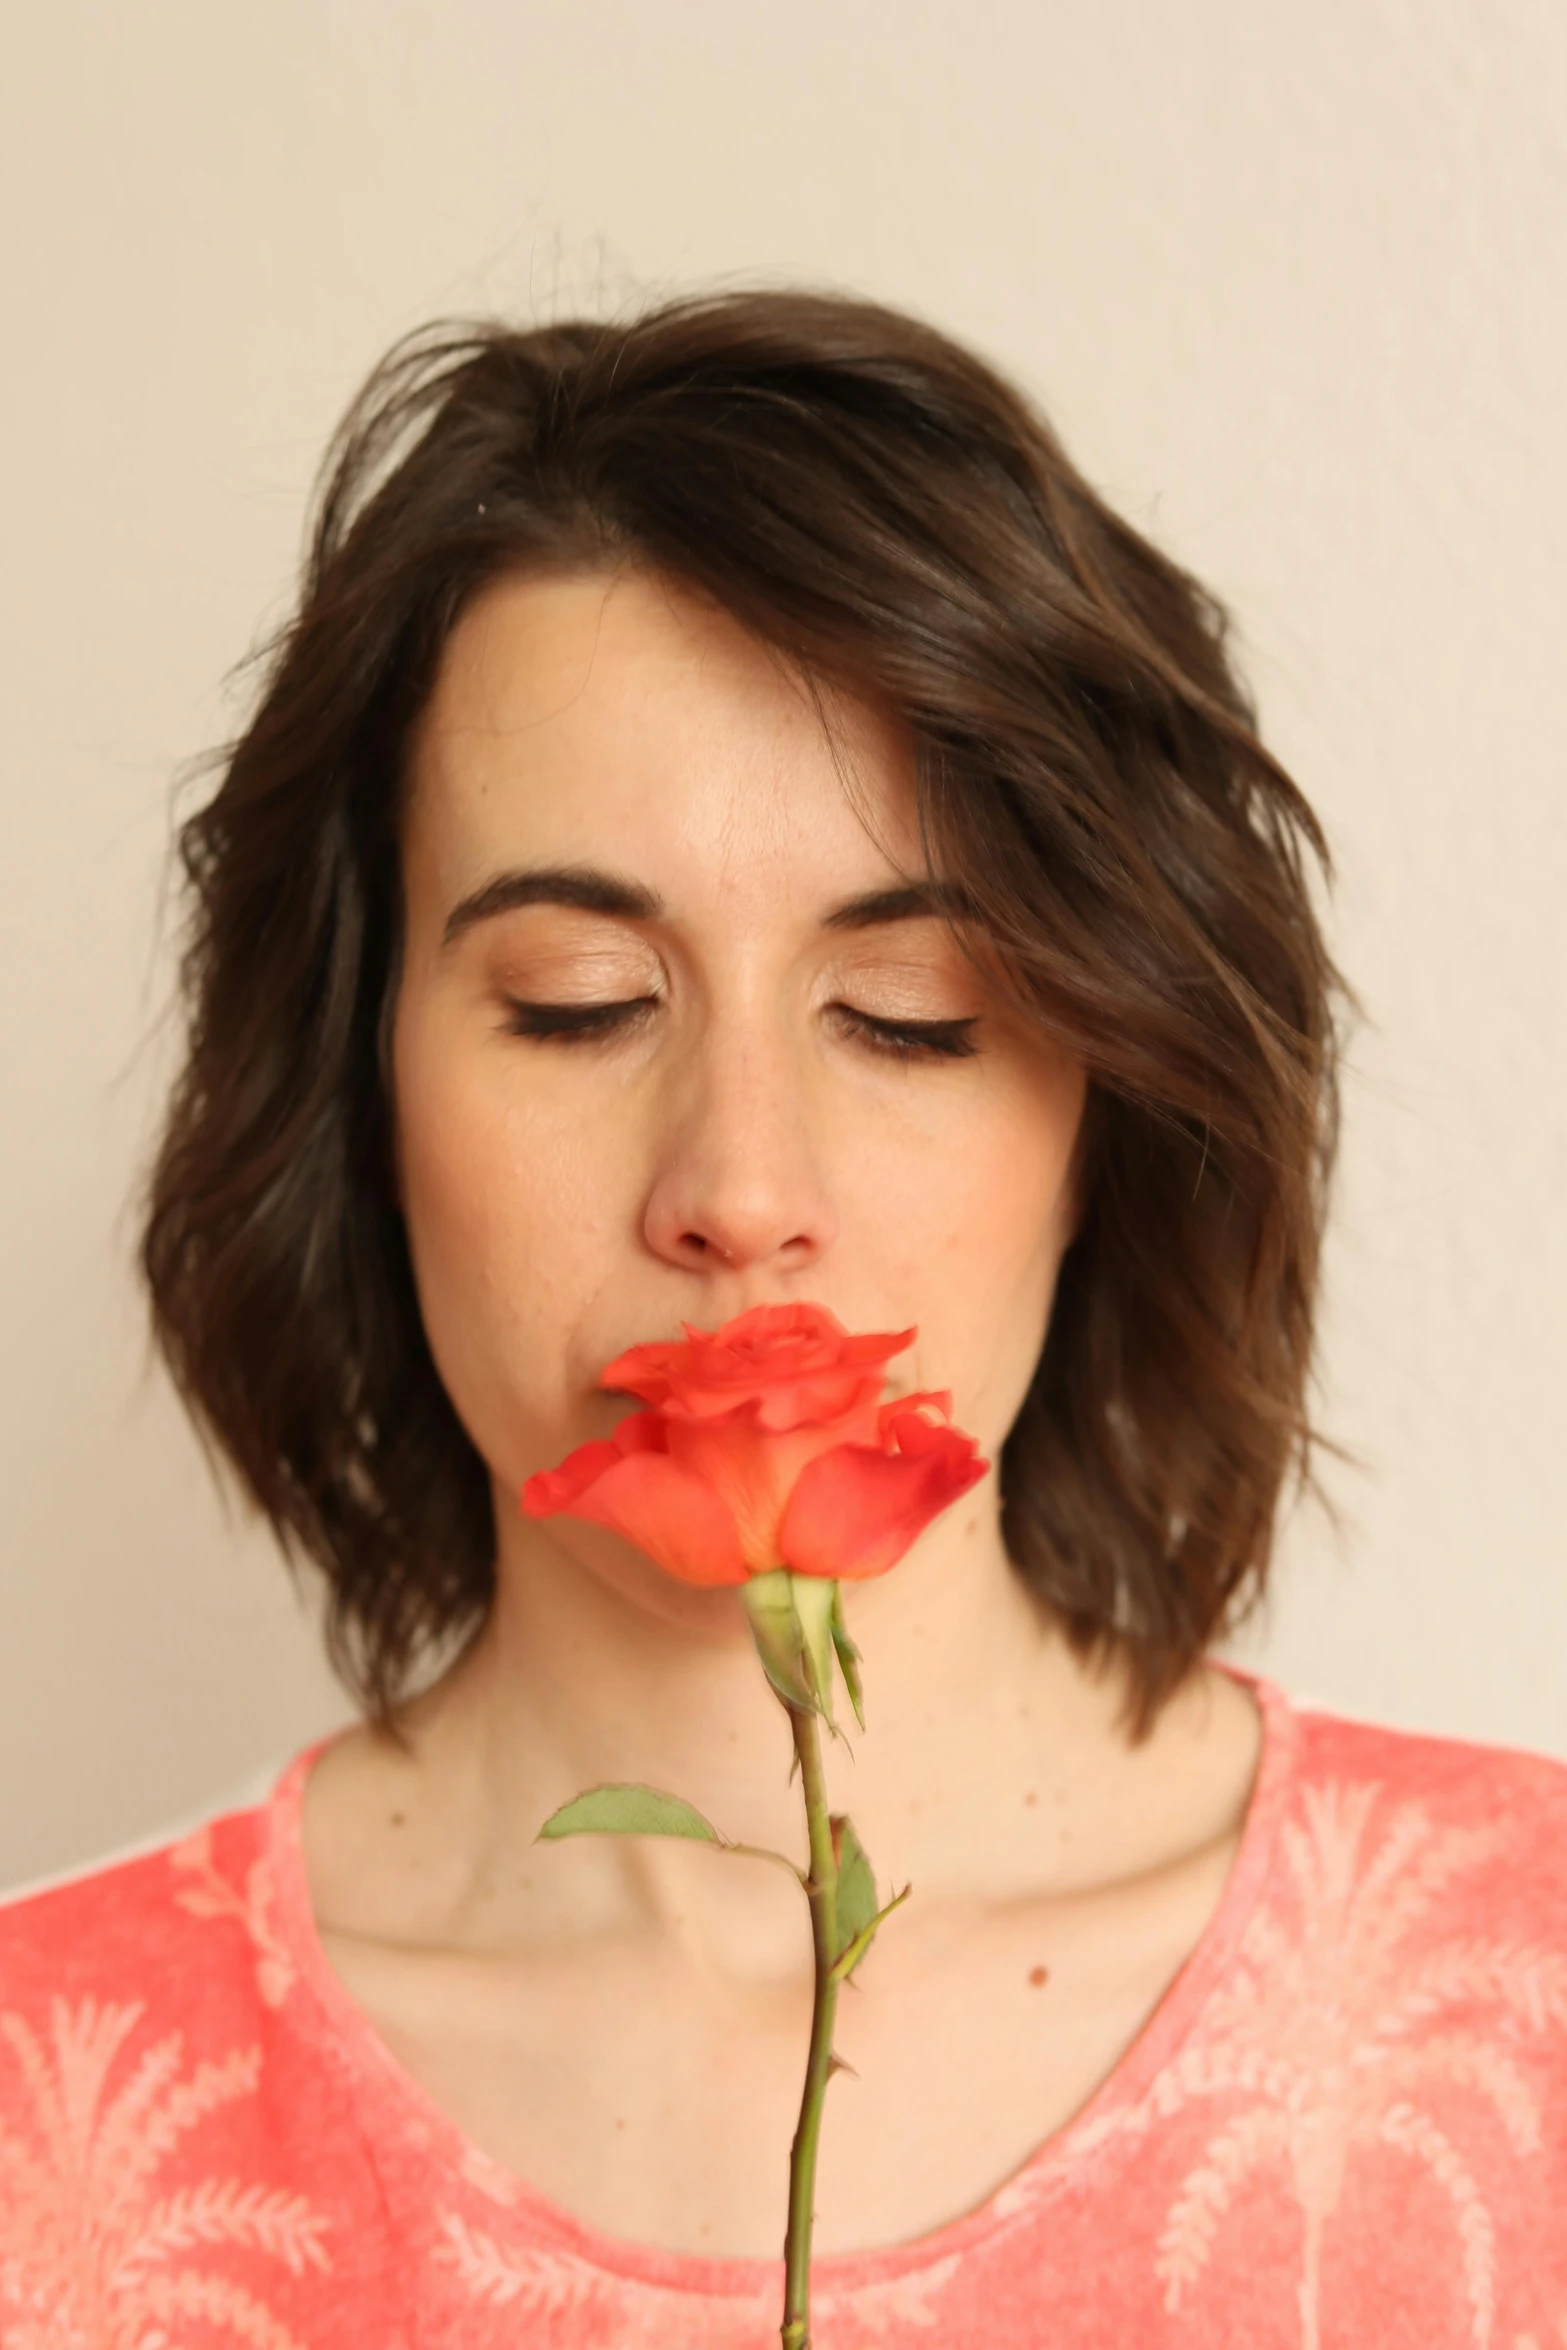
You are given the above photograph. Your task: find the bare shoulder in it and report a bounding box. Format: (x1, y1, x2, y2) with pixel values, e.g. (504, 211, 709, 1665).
(299, 1712, 457, 1943)
(1158, 1658, 1266, 1802)
(1092, 1656, 1266, 1885)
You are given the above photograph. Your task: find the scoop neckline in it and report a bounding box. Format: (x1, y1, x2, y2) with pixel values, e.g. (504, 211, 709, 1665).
(265, 1658, 1298, 2300)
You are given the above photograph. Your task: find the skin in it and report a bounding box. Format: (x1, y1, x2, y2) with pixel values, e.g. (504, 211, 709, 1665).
(302, 564, 1263, 2258)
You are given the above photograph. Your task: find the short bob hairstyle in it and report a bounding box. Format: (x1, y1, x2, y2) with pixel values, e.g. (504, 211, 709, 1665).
(140, 286, 1347, 1739)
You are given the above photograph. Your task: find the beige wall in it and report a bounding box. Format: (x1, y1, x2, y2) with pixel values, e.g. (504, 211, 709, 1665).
(4, 0, 1563, 1891)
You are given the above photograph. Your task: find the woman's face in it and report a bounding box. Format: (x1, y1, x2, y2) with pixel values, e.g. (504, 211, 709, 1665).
(391, 567, 1088, 1603)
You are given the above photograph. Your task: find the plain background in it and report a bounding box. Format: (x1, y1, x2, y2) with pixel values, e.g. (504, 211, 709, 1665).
(3, 1, 1563, 1893)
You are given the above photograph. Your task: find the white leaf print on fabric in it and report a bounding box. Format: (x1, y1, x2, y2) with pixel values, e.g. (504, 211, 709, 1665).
(457, 2140, 523, 2206)
(816, 2252, 965, 2333)
(434, 2204, 965, 2345)
(170, 1826, 297, 2009)
(0, 1995, 330, 2348)
(1076, 1780, 1566, 2350)
(432, 2211, 598, 2314)
(434, 2210, 786, 2346)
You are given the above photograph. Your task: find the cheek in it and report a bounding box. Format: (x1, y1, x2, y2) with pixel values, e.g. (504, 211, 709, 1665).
(396, 991, 559, 1237)
(396, 1032, 522, 1291)
(887, 1055, 1085, 1274)
(885, 1056, 1086, 1442)
(390, 1008, 608, 1430)
(1001, 1062, 1088, 1265)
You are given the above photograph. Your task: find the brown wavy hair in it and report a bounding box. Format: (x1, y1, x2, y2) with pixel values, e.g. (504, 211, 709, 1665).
(139, 286, 1348, 1738)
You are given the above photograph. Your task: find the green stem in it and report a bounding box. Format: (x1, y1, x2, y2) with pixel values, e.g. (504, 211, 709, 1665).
(781, 1700, 839, 2350)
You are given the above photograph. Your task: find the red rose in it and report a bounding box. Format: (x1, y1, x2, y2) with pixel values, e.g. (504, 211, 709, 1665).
(520, 1303, 988, 1588)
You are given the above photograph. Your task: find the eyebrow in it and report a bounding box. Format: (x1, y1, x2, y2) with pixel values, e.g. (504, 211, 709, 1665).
(439, 862, 980, 949)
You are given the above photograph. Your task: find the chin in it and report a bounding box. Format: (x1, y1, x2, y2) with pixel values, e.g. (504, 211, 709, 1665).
(590, 1549, 751, 1641)
(525, 1506, 745, 1637)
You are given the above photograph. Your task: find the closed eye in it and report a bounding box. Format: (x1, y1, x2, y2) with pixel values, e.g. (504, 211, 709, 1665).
(834, 1008, 979, 1061)
(500, 997, 979, 1062)
(501, 996, 659, 1041)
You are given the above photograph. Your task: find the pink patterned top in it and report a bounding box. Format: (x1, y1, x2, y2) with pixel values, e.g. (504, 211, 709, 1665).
(3, 1670, 1565, 2349)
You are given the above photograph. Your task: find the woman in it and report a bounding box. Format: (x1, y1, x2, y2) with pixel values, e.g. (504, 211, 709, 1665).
(2, 288, 1562, 2347)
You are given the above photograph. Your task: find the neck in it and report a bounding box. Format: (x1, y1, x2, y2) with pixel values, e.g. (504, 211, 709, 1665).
(386, 1486, 1183, 1941)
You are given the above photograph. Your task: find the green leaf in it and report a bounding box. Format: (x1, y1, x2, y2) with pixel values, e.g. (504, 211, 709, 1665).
(537, 1784, 723, 1843)
(830, 1585, 865, 1730)
(831, 1814, 880, 1966)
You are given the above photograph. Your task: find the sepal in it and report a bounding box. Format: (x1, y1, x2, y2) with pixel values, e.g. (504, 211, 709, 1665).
(830, 1585, 865, 1729)
(741, 1568, 818, 1713)
(793, 1573, 840, 1723)
(742, 1569, 854, 1728)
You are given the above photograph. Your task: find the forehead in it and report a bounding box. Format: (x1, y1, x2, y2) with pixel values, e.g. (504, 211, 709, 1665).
(402, 567, 922, 905)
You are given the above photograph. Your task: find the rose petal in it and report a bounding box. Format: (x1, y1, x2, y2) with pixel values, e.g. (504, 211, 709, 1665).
(660, 1399, 877, 1572)
(599, 1305, 916, 1429)
(747, 1364, 895, 1434)
(539, 1308, 980, 1593)
(531, 1450, 748, 1587)
(876, 1389, 954, 1439)
(660, 1405, 793, 1572)
(777, 1424, 989, 1581)
(521, 1436, 633, 1518)
(519, 1410, 665, 1517)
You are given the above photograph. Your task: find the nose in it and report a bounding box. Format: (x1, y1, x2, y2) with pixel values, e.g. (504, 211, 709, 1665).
(640, 1009, 839, 1282)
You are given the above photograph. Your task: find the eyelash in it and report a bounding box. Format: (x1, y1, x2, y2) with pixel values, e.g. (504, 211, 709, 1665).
(500, 996, 979, 1062)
